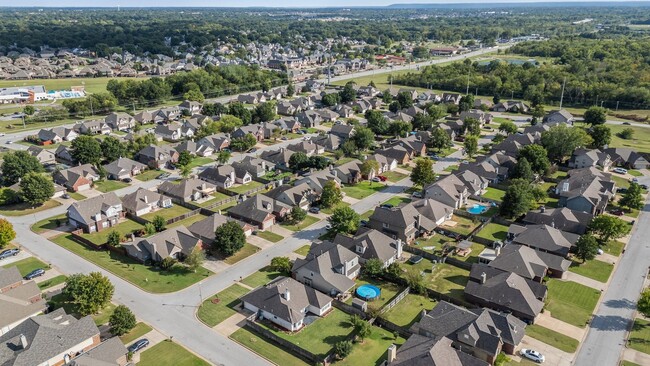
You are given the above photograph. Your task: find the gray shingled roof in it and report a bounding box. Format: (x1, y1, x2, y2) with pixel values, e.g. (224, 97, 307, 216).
(489, 245, 571, 280)
(291, 242, 358, 294)
(393, 334, 490, 366)
(333, 227, 398, 263)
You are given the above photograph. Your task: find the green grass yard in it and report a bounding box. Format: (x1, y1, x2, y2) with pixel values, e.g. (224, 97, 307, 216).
(0, 199, 61, 216)
(80, 218, 144, 245)
(608, 124, 650, 154)
(342, 181, 386, 200)
(135, 169, 163, 182)
(475, 222, 509, 243)
(629, 318, 650, 355)
(382, 196, 412, 207)
(241, 266, 283, 288)
(347, 277, 403, 310)
(69, 192, 86, 200)
(47, 293, 116, 326)
(139, 340, 210, 366)
(443, 214, 480, 236)
(0, 77, 133, 95)
(197, 284, 250, 327)
(321, 201, 351, 215)
(119, 322, 153, 344)
(611, 175, 631, 190)
(482, 187, 507, 202)
(382, 293, 437, 328)
(195, 192, 232, 208)
(94, 180, 129, 193)
(603, 240, 625, 257)
(294, 245, 311, 257)
(450, 241, 485, 263)
(51, 234, 212, 293)
(255, 230, 284, 243)
(221, 242, 260, 265)
(228, 181, 264, 194)
(405, 258, 470, 304)
(186, 157, 214, 169)
(382, 170, 408, 183)
(569, 259, 614, 283)
(411, 234, 455, 254)
(142, 205, 192, 221)
(525, 324, 579, 353)
(280, 215, 320, 231)
(91, 302, 117, 326)
(37, 275, 67, 290)
(230, 326, 308, 366)
(335, 326, 405, 366)
(167, 214, 209, 229)
(3, 257, 50, 276)
(546, 279, 601, 328)
(31, 213, 68, 234)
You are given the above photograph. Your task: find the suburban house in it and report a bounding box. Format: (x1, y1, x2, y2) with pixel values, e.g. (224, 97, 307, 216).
(487, 244, 572, 281)
(412, 198, 455, 226)
(460, 109, 492, 125)
(38, 126, 78, 144)
(103, 157, 147, 180)
(232, 124, 264, 141)
(413, 300, 526, 364)
(67, 193, 123, 233)
(455, 169, 489, 197)
(228, 194, 291, 230)
(464, 265, 547, 324)
(287, 141, 324, 156)
(424, 174, 470, 209)
(522, 207, 593, 235)
(264, 183, 313, 210)
(124, 226, 204, 263)
(466, 153, 517, 184)
(158, 178, 217, 203)
(555, 167, 616, 215)
(277, 102, 298, 116)
(26, 146, 55, 165)
(568, 148, 612, 171)
(507, 224, 580, 258)
(105, 112, 136, 131)
(543, 109, 574, 124)
(367, 153, 398, 174)
(179, 100, 203, 114)
(54, 145, 76, 165)
(296, 110, 323, 128)
(294, 169, 341, 195)
(232, 156, 274, 178)
(604, 147, 650, 169)
(313, 134, 342, 152)
(53, 164, 100, 192)
(0, 267, 47, 336)
(68, 337, 128, 366)
(333, 160, 371, 184)
(492, 101, 529, 113)
(333, 227, 402, 268)
(199, 164, 251, 188)
(241, 276, 333, 332)
(175, 140, 214, 157)
(260, 148, 294, 170)
(442, 93, 462, 105)
(237, 94, 260, 104)
(491, 133, 536, 157)
(121, 188, 172, 216)
(330, 124, 355, 139)
(389, 335, 489, 366)
(74, 119, 112, 135)
(292, 241, 360, 297)
(374, 146, 411, 165)
(188, 213, 254, 244)
(197, 133, 231, 152)
(137, 145, 179, 169)
(0, 309, 102, 366)
(154, 122, 192, 142)
(368, 203, 438, 243)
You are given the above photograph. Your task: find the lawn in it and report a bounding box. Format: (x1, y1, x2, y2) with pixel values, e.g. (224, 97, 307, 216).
(51, 234, 212, 293)
(69, 192, 86, 200)
(255, 230, 284, 243)
(321, 201, 351, 215)
(80, 218, 144, 245)
(331, 69, 416, 90)
(334, 157, 358, 166)
(629, 169, 644, 177)
(241, 266, 282, 288)
(360, 209, 375, 221)
(136, 169, 163, 182)
(0, 77, 132, 95)
(382, 196, 412, 207)
(602, 240, 625, 257)
(142, 205, 192, 221)
(186, 157, 214, 169)
(611, 175, 631, 190)
(609, 198, 640, 219)
(622, 362, 642, 366)
(449, 241, 485, 263)
(294, 245, 311, 257)
(482, 187, 507, 202)
(545, 279, 601, 328)
(221, 242, 260, 265)
(195, 192, 232, 208)
(443, 164, 459, 173)
(93, 180, 129, 193)
(280, 215, 320, 231)
(197, 284, 250, 327)
(139, 340, 210, 366)
(37, 275, 67, 290)
(629, 318, 650, 355)
(381, 293, 437, 328)
(382, 170, 408, 183)
(405, 258, 470, 304)
(230, 326, 308, 366)
(213, 200, 238, 213)
(569, 259, 614, 283)
(91, 302, 117, 326)
(335, 326, 405, 366)
(228, 181, 264, 194)
(31, 213, 68, 234)
(548, 170, 568, 180)
(47, 293, 116, 326)
(442, 215, 481, 236)
(120, 322, 153, 344)
(342, 181, 386, 200)
(0, 199, 61, 216)
(346, 277, 403, 310)
(525, 324, 579, 353)
(608, 124, 650, 154)
(261, 308, 353, 358)
(3, 257, 50, 276)
(411, 234, 455, 254)
(475, 222, 509, 243)
(167, 214, 209, 228)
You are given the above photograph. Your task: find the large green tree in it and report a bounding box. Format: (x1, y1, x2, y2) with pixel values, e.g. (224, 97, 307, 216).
(321, 181, 343, 208)
(619, 182, 644, 211)
(353, 126, 375, 151)
(541, 124, 591, 161)
(100, 136, 127, 162)
(328, 206, 360, 235)
(518, 145, 550, 175)
(71, 135, 103, 165)
(0, 219, 16, 249)
(20, 173, 54, 205)
(365, 110, 390, 135)
(1, 151, 44, 186)
(109, 305, 136, 336)
(638, 289, 650, 318)
(463, 135, 479, 158)
(214, 221, 246, 256)
(429, 128, 452, 152)
(574, 233, 599, 263)
(63, 272, 114, 316)
(411, 158, 436, 188)
(583, 106, 607, 125)
(499, 179, 536, 218)
(588, 215, 630, 243)
(589, 125, 611, 149)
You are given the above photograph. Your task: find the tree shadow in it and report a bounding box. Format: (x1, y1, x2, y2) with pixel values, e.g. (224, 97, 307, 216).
(590, 315, 632, 331)
(445, 275, 470, 287)
(603, 298, 637, 310)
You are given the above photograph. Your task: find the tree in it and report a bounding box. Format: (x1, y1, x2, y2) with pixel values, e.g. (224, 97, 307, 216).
(286, 83, 295, 97)
(321, 181, 343, 208)
(1, 151, 44, 186)
(574, 233, 599, 263)
(184, 248, 205, 272)
(339, 82, 357, 103)
(413, 113, 435, 131)
(493, 93, 501, 104)
(0, 219, 16, 249)
(328, 206, 360, 235)
(152, 215, 166, 232)
(19, 173, 54, 205)
(160, 257, 177, 270)
(518, 145, 550, 175)
(397, 91, 414, 109)
(589, 125, 611, 149)
(353, 126, 375, 151)
(498, 120, 517, 135)
(107, 230, 121, 247)
(63, 272, 114, 316)
(308, 156, 330, 170)
(228, 102, 252, 124)
(429, 128, 452, 152)
(354, 319, 372, 342)
(499, 179, 535, 218)
(459, 94, 475, 112)
(638, 289, 650, 318)
(617, 128, 634, 140)
(144, 222, 156, 235)
(253, 102, 277, 123)
(270, 256, 292, 275)
(334, 340, 353, 359)
(340, 140, 358, 157)
(230, 134, 257, 152)
(583, 106, 607, 125)
(541, 125, 592, 161)
(71, 135, 102, 165)
(289, 206, 307, 224)
(23, 105, 35, 115)
(389, 101, 401, 113)
(322, 93, 340, 107)
(364, 258, 384, 278)
(216, 150, 231, 164)
(389, 120, 412, 137)
(462, 117, 481, 136)
(214, 221, 246, 256)
(511, 157, 533, 181)
(588, 215, 630, 243)
(100, 136, 126, 162)
(620, 182, 644, 211)
(411, 158, 436, 188)
(178, 150, 194, 167)
(463, 135, 479, 158)
(404, 267, 426, 294)
(289, 152, 309, 172)
(365, 110, 390, 135)
(109, 305, 136, 336)
(360, 159, 379, 178)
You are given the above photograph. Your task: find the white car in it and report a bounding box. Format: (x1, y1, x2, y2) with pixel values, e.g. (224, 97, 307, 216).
(613, 167, 628, 174)
(597, 248, 604, 255)
(521, 349, 545, 363)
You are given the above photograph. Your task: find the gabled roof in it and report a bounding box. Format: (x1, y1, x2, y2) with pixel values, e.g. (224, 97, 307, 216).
(103, 157, 146, 177)
(509, 224, 579, 257)
(393, 334, 490, 366)
(158, 178, 216, 199)
(370, 202, 437, 233)
(291, 242, 358, 294)
(67, 192, 121, 225)
(188, 213, 251, 242)
(412, 198, 455, 224)
(229, 194, 290, 223)
(198, 165, 236, 184)
(121, 188, 167, 213)
(333, 227, 398, 263)
(260, 148, 294, 166)
(137, 226, 201, 260)
(522, 207, 592, 234)
(489, 244, 571, 280)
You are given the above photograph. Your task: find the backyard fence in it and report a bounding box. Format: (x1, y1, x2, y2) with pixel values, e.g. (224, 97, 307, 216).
(332, 299, 369, 319)
(244, 320, 322, 365)
(165, 208, 201, 225)
(380, 287, 411, 315)
(69, 229, 128, 256)
(373, 317, 412, 339)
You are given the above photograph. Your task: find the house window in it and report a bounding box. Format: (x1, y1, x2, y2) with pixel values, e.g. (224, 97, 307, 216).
(382, 223, 389, 229)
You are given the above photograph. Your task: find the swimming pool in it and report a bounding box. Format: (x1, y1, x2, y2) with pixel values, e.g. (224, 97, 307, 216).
(467, 204, 489, 215)
(356, 284, 381, 301)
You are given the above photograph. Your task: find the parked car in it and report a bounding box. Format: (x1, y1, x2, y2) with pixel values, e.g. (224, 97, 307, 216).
(613, 167, 628, 174)
(641, 184, 649, 190)
(325, 224, 332, 230)
(617, 188, 628, 194)
(309, 207, 320, 214)
(0, 133, 5, 137)
(0, 248, 20, 260)
(128, 339, 150, 353)
(521, 349, 545, 363)
(281, 136, 288, 140)
(122, 177, 133, 183)
(24, 268, 46, 280)
(622, 122, 631, 125)
(156, 172, 171, 179)
(5, 140, 11, 144)
(377, 175, 388, 182)
(380, 204, 393, 209)
(610, 209, 625, 216)
(371, 177, 381, 182)
(597, 248, 604, 255)
(360, 220, 369, 226)
(247, 148, 257, 153)
(62, 193, 71, 199)
(631, 177, 639, 183)
(429, 154, 440, 160)
(412, 191, 423, 198)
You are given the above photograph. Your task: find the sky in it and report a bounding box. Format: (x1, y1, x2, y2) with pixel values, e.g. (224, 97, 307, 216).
(13, 0, 645, 8)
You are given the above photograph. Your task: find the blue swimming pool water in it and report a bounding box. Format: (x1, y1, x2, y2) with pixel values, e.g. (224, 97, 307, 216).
(467, 204, 489, 215)
(356, 284, 381, 300)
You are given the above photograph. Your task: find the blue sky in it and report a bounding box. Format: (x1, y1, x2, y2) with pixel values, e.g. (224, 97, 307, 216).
(13, 0, 639, 7)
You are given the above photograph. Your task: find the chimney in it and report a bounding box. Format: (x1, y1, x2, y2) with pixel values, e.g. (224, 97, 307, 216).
(284, 288, 291, 301)
(396, 238, 403, 259)
(19, 334, 28, 350)
(144, 195, 148, 204)
(387, 344, 397, 363)
(495, 246, 501, 257)
(540, 206, 546, 213)
(480, 272, 487, 285)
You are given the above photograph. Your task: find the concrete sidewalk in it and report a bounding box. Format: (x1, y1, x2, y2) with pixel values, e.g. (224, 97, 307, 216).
(512, 336, 573, 366)
(564, 272, 607, 291)
(536, 312, 586, 341)
(623, 347, 650, 365)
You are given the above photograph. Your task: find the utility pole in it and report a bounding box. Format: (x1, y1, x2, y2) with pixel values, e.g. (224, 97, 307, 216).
(616, 101, 619, 111)
(466, 69, 470, 95)
(90, 98, 94, 116)
(600, 100, 604, 108)
(560, 78, 566, 109)
(132, 101, 136, 114)
(21, 115, 26, 129)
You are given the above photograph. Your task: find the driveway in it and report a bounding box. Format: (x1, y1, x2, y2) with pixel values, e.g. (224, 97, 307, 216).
(513, 335, 573, 366)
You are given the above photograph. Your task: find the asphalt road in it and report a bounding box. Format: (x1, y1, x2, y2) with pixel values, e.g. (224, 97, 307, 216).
(574, 174, 650, 366)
